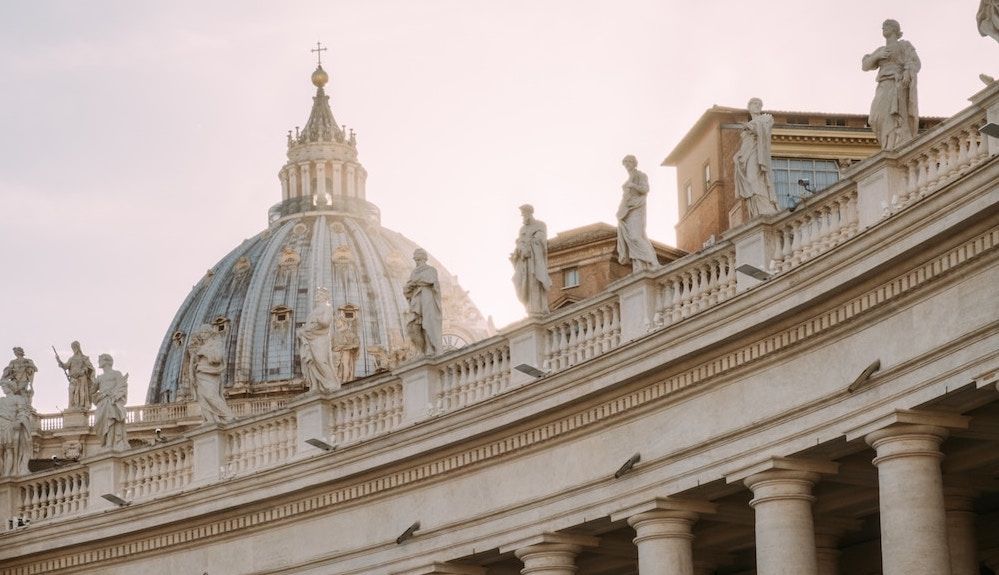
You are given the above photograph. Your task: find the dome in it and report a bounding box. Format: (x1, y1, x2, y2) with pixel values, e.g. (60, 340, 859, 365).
(145, 65, 493, 403)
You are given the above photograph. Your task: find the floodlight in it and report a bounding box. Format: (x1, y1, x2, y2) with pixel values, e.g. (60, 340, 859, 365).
(979, 122, 999, 138)
(514, 364, 548, 378)
(101, 494, 130, 507)
(396, 521, 421, 544)
(305, 438, 337, 452)
(847, 359, 882, 393)
(614, 453, 641, 479)
(735, 264, 772, 281)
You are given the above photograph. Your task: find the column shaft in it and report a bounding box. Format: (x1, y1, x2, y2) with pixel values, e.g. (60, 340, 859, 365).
(746, 470, 819, 575)
(628, 510, 697, 575)
(945, 487, 978, 575)
(866, 425, 950, 575)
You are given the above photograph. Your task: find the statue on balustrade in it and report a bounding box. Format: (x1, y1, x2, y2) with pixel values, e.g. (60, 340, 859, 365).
(297, 288, 341, 393)
(54, 341, 96, 410)
(333, 304, 361, 382)
(979, 0, 999, 44)
(0, 380, 31, 477)
(616, 155, 660, 273)
(93, 354, 128, 451)
(186, 325, 234, 424)
(511, 204, 552, 316)
(404, 248, 443, 356)
(862, 19, 921, 151)
(734, 98, 780, 218)
(1, 347, 36, 405)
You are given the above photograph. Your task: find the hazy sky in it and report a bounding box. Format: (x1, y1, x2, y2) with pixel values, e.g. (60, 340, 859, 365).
(1, 1, 994, 413)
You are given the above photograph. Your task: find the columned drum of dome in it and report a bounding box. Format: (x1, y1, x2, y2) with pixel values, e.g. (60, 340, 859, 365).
(146, 64, 492, 403)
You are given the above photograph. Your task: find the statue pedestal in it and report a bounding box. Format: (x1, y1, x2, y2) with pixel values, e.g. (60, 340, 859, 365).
(61, 409, 90, 429)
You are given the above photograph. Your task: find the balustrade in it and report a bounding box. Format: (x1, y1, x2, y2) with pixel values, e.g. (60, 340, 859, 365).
(225, 414, 298, 474)
(17, 468, 89, 522)
(437, 345, 512, 413)
(770, 188, 858, 274)
(329, 383, 404, 445)
(121, 442, 193, 500)
(654, 249, 736, 328)
(544, 300, 621, 372)
(896, 117, 989, 212)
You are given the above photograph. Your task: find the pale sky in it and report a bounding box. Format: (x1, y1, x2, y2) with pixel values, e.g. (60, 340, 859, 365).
(1, 0, 994, 413)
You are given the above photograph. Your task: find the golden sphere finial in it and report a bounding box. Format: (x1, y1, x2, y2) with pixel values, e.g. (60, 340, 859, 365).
(312, 65, 329, 88)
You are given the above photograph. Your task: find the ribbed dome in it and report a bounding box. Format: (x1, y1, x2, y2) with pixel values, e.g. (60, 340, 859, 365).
(145, 63, 493, 403)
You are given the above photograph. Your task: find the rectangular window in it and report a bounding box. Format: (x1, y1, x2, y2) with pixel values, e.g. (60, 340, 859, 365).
(563, 267, 580, 288)
(771, 157, 841, 209)
(703, 162, 711, 188)
(684, 181, 693, 209)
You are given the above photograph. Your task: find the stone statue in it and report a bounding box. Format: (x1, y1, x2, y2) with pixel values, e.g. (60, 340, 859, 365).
(297, 288, 340, 393)
(92, 354, 128, 451)
(333, 305, 360, 383)
(187, 325, 234, 424)
(734, 98, 780, 218)
(511, 204, 552, 316)
(616, 155, 660, 272)
(862, 19, 921, 151)
(979, 0, 999, 44)
(1, 347, 36, 405)
(54, 341, 96, 410)
(404, 248, 443, 356)
(0, 380, 32, 477)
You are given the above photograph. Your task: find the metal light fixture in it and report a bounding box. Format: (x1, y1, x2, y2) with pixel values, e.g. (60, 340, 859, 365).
(735, 264, 772, 281)
(979, 122, 999, 138)
(396, 521, 421, 544)
(101, 494, 130, 507)
(514, 364, 548, 378)
(847, 359, 882, 393)
(614, 453, 641, 479)
(305, 438, 336, 452)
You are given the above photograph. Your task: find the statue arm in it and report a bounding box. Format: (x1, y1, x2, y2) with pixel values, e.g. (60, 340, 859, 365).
(861, 47, 885, 71)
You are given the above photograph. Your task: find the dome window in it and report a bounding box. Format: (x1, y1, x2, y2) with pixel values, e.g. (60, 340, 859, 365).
(211, 316, 230, 332)
(271, 305, 293, 324)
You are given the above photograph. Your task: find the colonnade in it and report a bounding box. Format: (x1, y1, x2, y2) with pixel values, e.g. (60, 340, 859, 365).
(401, 411, 980, 575)
(279, 159, 365, 202)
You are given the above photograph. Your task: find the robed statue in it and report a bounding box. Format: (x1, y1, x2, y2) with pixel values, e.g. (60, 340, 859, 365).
(297, 288, 340, 393)
(734, 98, 780, 218)
(93, 354, 128, 451)
(0, 379, 31, 477)
(186, 325, 234, 424)
(1, 347, 36, 405)
(511, 204, 552, 316)
(616, 155, 660, 273)
(979, 0, 999, 44)
(55, 341, 96, 410)
(862, 19, 921, 151)
(404, 248, 443, 356)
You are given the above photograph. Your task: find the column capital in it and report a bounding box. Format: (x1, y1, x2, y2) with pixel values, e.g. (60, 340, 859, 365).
(844, 409, 969, 442)
(499, 532, 598, 555)
(390, 562, 486, 575)
(610, 497, 716, 523)
(726, 456, 838, 484)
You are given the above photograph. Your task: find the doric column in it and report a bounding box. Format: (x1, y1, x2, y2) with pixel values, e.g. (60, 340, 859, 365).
(814, 533, 841, 575)
(611, 498, 716, 575)
(865, 425, 950, 575)
(288, 165, 299, 198)
(346, 164, 357, 197)
(331, 161, 343, 197)
(944, 483, 978, 575)
(745, 470, 820, 575)
(501, 533, 597, 575)
(315, 161, 328, 202)
(279, 169, 290, 200)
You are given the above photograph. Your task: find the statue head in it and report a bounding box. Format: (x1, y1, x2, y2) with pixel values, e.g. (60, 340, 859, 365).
(98, 354, 113, 369)
(12, 347, 23, 358)
(882, 19, 902, 39)
(519, 204, 535, 223)
(71, 341, 81, 353)
(413, 248, 428, 264)
(622, 155, 638, 169)
(747, 98, 763, 115)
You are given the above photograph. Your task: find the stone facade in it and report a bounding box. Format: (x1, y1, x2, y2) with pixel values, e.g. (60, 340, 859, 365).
(1, 58, 998, 575)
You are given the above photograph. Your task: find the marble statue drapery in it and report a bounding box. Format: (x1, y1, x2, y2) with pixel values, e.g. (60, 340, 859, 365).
(298, 289, 340, 393)
(512, 205, 552, 316)
(616, 155, 659, 272)
(404, 249, 443, 356)
(93, 354, 128, 451)
(734, 98, 780, 218)
(187, 326, 234, 424)
(979, 0, 999, 44)
(862, 20, 921, 151)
